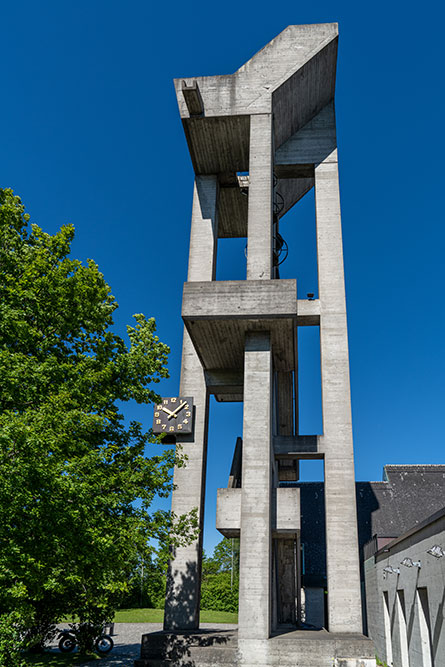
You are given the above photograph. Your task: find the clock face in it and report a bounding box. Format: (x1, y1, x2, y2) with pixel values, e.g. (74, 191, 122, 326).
(153, 397, 194, 435)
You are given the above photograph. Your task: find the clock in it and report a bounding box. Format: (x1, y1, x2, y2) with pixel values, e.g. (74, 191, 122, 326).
(153, 397, 194, 435)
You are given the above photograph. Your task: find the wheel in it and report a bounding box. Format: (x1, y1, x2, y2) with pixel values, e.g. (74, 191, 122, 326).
(95, 634, 113, 654)
(58, 635, 76, 653)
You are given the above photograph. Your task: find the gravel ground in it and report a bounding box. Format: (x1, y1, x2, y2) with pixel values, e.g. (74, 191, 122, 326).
(47, 622, 238, 666)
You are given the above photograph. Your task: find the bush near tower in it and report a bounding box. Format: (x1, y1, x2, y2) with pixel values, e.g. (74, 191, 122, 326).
(0, 189, 197, 658)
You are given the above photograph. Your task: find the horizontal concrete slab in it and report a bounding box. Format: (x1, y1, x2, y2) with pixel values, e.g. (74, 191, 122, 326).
(204, 369, 244, 396)
(296, 299, 320, 326)
(273, 435, 321, 459)
(216, 487, 300, 538)
(138, 627, 375, 666)
(216, 488, 242, 538)
(182, 280, 297, 372)
(183, 280, 297, 320)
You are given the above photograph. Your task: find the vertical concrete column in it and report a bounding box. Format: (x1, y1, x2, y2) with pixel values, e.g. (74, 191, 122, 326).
(246, 113, 273, 280)
(238, 332, 272, 640)
(164, 175, 218, 631)
(315, 159, 363, 633)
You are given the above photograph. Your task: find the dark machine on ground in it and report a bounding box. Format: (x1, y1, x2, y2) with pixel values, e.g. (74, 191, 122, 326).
(57, 625, 114, 654)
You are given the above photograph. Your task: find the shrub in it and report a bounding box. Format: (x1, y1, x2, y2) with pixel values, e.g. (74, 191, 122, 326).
(200, 572, 239, 613)
(0, 613, 26, 667)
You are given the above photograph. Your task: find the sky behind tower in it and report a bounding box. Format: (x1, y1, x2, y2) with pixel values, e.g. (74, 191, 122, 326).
(1, 0, 444, 553)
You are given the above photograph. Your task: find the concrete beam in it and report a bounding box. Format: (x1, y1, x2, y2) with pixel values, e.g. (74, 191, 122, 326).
(247, 114, 273, 280)
(275, 101, 337, 166)
(175, 25, 338, 121)
(164, 175, 218, 632)
(273, 435, 320, 459)
(238, 332, 272, 640)
(216, 486, 300, 538)
(204, 369, 243, 396)
(182, 280, 297, 372)
(182, 279, 297, 321)
(315, 156, 362, 634)
(275, 488, 300, 536)
(181, 80, 204, 117)
(216, 488, 242, 538)
(297, 298, 320, 326)
(276, 371, 294, 437)
(187, 177, 219, 282)
(228, 436, 242, 489)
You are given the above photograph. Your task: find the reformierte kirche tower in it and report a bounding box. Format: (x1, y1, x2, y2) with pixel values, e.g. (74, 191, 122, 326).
(137, 23, 376, 667)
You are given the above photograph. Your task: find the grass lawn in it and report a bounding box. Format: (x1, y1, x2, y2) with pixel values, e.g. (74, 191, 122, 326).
(113, 608, 238, 624)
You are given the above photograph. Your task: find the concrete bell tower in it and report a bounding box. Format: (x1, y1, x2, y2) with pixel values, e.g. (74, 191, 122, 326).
(137, 23, 376, 667)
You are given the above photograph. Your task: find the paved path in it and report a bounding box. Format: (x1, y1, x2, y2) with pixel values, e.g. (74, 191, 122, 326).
(46, 623, 238, 666)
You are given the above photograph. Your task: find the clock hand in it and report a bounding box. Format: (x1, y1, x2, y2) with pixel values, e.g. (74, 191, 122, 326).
(167, 401, 187, 420)
(161, 406, 174, 417)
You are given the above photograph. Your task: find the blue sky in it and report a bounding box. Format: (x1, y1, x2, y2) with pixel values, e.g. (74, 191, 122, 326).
(1, 0, 444, 553)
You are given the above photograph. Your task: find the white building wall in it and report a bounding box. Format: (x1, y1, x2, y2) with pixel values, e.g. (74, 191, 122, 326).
(365, 512, 445, 667)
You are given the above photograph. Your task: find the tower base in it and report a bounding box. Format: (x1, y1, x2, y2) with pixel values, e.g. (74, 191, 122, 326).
(135, 629, 376, 667)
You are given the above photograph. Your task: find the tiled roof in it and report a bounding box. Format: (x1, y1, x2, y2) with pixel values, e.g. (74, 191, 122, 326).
(297, 465, 445, 577)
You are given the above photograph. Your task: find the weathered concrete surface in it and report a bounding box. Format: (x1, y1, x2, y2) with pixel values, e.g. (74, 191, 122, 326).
(275, 101, 337, 167)
(216, 488, 242, 538)
(296, 298, 320, 326)
(164, 176, 218, 631)
(238, 332, 272, 641)
(247, 114, 273, 280)
(365, 508, 445, 667)
(216, 487, 300, 538)
(160, 21, 373, 666)
(137, 627, 375, 667)
(182, 279, 297, 320)
(275, 539, 297, 624)
(237, 630, 375, 667)
(174, 24, 338, 153)
(273, 435, 319, 458)
(182, 280, 297, 373)
(315, 147, 363, 633)
(137, 628, 238, 666)
(204, 370, 243, 400)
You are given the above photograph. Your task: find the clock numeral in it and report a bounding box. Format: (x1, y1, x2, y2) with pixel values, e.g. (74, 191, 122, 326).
(156, 419, 161, 424)
(171, 397, 177, 403)
(154, 411, 160, 417)
(185, 404, 189, 409)
(163, 399, 169, 405)
(185, 411, 191, 417)
(177, 424, 182, 430)
(169, 426, 174, 432)
(183, 419, 188, 425)
(156, 404, 162, 410)
(162, 424, 167, 430)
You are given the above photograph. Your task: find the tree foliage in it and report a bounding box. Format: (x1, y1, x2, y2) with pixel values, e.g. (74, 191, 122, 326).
(0, 189, 197, 651)
(200, 538, 239, 613)
(120, 555, 167, 610)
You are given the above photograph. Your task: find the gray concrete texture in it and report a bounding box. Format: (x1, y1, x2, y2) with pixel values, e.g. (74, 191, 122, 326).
(238, 332, 272, 640)
(365, 509, 445, 667)
(147, 21, 376, 667)
(164, 175, 218, 631)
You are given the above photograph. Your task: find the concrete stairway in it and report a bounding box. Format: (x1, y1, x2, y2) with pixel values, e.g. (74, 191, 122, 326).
(134, 628, 376, 667)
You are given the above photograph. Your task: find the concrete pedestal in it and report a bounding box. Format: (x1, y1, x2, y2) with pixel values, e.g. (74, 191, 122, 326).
(137, 628, 376, 667)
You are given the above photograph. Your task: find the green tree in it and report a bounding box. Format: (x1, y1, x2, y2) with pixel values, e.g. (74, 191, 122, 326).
(212, 538, 240, 573)
(120, 554, 167, 609)
(200, 538, 239, 613)
(0, 189, 197, 653)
